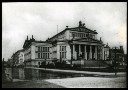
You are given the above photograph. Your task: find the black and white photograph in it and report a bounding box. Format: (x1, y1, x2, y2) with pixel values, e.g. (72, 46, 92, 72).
(2, 2, 127, 88)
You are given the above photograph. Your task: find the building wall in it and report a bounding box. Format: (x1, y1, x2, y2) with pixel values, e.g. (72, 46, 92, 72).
(65, 30, 70, 40)
(31, 45, 35, 59)
(51, 45, 57, 59)
(57, 44, 60, 60)
(66, 45, 71, 60)
(19, 52, 24, 64)
(24, 46, 31, 61)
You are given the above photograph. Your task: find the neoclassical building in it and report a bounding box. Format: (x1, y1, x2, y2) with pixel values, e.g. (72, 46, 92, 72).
(23, 21, 110, 67)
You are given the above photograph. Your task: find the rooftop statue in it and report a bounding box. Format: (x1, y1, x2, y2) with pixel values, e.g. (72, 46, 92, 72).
(79, 21, 83, 27)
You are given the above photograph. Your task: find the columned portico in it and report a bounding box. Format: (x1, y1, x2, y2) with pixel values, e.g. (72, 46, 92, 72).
(70, 41, 104, 61)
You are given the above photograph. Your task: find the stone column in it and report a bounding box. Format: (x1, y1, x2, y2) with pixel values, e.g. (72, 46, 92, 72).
(84, 45, 87, 60)
(79, 44, 81, 56)
(90, 45, 92, 60)
(73, 44, 75, 60)
(95, 46, 97, 60)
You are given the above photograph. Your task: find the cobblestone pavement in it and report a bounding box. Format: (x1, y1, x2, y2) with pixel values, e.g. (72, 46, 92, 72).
(45, 76, 126, 88)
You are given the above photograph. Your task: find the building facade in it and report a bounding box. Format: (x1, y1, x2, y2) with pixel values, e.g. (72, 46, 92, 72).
(9, 49, 24, 67)
(23, 21, 112, 67)
(23, 36, 52, 67)
(109, 46, 125, 65)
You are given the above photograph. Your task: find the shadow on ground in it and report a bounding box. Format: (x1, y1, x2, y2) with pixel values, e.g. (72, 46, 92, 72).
(2, 80, 65, 88)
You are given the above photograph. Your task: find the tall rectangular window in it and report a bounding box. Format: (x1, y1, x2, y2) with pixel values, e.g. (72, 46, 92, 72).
(60, 46, 61, 51)
(46, 53, 47, 59)
(60, 46, 66, 58)
(38, 53, 40, 58)
(48, 47, 49, 52)
(65, 52, 66, 58)
(60, 52, 61, 58)
(41, 53, 42, 58)
(62, 52, 64, 58)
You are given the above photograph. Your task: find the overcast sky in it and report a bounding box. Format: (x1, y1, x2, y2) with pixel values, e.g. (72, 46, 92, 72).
(2, 2, 127, 61)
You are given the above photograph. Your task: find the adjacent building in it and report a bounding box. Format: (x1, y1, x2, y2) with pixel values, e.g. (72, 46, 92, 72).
(23, 36, 52, 67)
(10, 49, 24, 67)
(109, 46, 125, 65)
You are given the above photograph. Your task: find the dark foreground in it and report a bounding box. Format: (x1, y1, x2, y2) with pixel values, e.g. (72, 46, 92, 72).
(2, 80, 65, 88)
(2, 67, 126, 88)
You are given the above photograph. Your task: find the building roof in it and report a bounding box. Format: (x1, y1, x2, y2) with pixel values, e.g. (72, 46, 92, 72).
(23, 38, 52, 49)
(48, 21, 98, 41)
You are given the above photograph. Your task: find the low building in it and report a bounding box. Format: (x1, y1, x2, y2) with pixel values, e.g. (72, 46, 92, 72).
(109, 46, 125, 65)
(10, 49, 24, 67)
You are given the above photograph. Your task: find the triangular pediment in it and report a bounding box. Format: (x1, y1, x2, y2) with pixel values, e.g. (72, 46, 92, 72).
(69, 27, 97, 34)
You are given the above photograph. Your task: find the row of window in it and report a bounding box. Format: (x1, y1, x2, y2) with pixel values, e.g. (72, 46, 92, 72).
(38, 53, 50, 59)
(72, 32, 95, 39)
(38, 47, 50, 52)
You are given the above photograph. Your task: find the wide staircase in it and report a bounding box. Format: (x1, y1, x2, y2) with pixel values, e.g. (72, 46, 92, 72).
(73, 60, 109, 68)
(84, 60, 109, 67)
